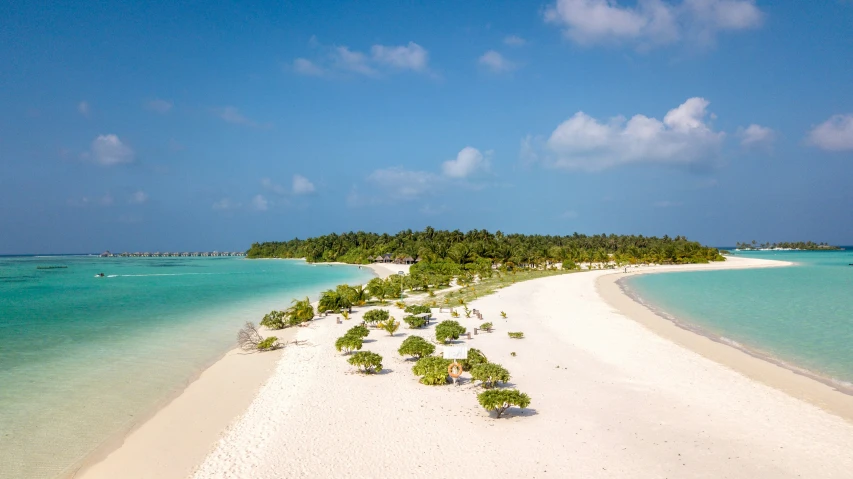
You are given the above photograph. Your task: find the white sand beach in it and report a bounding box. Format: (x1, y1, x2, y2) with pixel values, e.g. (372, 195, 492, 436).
(79, 257, 853, 478)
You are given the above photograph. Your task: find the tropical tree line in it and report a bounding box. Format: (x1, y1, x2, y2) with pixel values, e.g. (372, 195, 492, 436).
(246, 227, 725, 267)
(735, 240, 840, 250)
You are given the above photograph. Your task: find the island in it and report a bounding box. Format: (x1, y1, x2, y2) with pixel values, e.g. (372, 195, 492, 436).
(735, 241, 842, 251)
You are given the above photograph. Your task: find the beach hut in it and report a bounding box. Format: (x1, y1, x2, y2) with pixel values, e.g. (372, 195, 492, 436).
(366, 256, 374, 262)
(403, 256, 415, 265)
(381, 253, 392, 263)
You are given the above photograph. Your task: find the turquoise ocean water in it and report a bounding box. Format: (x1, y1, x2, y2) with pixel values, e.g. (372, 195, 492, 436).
(0, 256, 373, 479)
(623, 249, 853, 389)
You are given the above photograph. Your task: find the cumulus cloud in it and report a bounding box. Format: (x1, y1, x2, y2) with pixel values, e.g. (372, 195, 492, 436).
(89, 134, 135, 166)
(807, 114, 853, 152)
(145, 99, 173, 114)
(366, 167, 440, 199)
(212, 198, 240, 211)
(252, 195, 269, 211)
(738, 124, 774, 148)
(371, 42, 429, 71)
(544, 0, 763, 49)
(442, 147, 489, 178)
(78, 101, 91, 117)
(478, 50, 516, 73)
(293, 58, 325, 76)
(333, 46, 378, 76)
(525, 97, 725, 171)
(504, 35, 527, 46)
(292, 174, 316, 195)
(129, 191, 149, 204)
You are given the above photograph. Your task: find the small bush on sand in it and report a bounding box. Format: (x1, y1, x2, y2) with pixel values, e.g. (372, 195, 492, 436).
(462, 348, 488, 372)
(380, 317, 401, 336)
(335, 334, 363, 354)
(257, 336, 280, 351)
(500, 311, 507, 318)
(412, 356, 452, 385)
(394, 301, 406, 310)
(480, 322, 493, 332)
(260, 310, 287, 330)
(477, 389, 530, 418)
(435, 320, 466, 343)
(348, 351, 383, 374)
(347, 324, 369, 338)
(363, 309, 389, 326)
(508, 332, 524, 339)
(404, 304, 431, 315)
(398, 336, 435, 359)
(471, 363, 511, 388)
(403, 315, 426, 329)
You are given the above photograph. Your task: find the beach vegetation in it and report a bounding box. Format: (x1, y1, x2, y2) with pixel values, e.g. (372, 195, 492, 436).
(367, 277, 387, 303)
(238, 322, 283, 351)
(257, 336, 280, 351)
(335, 334, 363, 354)
(285, 297, 315, 325)
(379, 317, 400, 336)
(346, 324, 370, 339)
(397, 335, 435, 359)
(404, 304, 431, 315)
(471, 363, 511, 388)
(450, 310, 460, 318)
(260, 310, 288, 330)
(363, 309, 389, 326)
(348, 351, 383, 374)
(480, 322, 493, 332)
(435, 320, 466, 343)
(412, 356, 453, 385)
(462, 348, 488, 371)
(477, 389, 530, 418)
(508, 332, 524, 339)
(319, 289, 352, 314)
(403, 315, 426, 329)
(500, 311, 507, 318)
(341, 310, 349, 320)
(350, 284, 369, 305)
(510, 352, 516, 357)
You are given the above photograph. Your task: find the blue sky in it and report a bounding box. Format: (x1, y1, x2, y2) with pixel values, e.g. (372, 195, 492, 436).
(2, 0, 852, 253)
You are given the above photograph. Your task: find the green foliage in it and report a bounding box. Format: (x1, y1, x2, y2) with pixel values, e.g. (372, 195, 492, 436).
(260, 310, 287, 329)
(500, 311, 507, 318)
(471, 363, 511, 388)
(403, 315, 426, 329)
(507, 332, 524, 339)
(341, 310, 350, 320)
(394, 300, 406, 309)
(346, 324, 369, 339)
(257, 336, 280, 351)
(480, 322, 493, 331)
(412, 356, 452, 385)
(735, 240, 840, 251)
(462, 348, 488, 372)
(435, 320, 466, 343)
(335, 334, 363, 354)
(348, 351, 383, 374)
(367, 277, 387, 302)
(397, 335, 435, 359)
(379, 317, 401, 336)
(510, 352, 516, 357)
(562, 260, 578, 270)
(319, 289, 352, 313)
(363, 309, 389, 326)
(477, 389, 531, 418)
(450, 310, 460, 318)
(404, 304, 431, 315)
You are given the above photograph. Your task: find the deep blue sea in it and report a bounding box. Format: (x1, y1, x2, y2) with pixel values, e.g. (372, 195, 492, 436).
(624, 249, 853, 390)
(0, 256, 373, 479)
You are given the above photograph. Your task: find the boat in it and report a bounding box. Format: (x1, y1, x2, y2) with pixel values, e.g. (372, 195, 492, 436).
(94, 273, 105, 277)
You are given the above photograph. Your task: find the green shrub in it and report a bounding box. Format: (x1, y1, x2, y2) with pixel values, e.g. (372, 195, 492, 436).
(480, 322, 493, 331)
(404, 304, 431, 315)
(346, 324, 369, 338)
(510, 351, 516, 357)
(462, 348, 488, 372)
(403, 315, 426, 329)
(257, 336, 280, 351)
(260, 310, 287, 329)
(412, 356, 452, 385)
(477, 389, 531, 418)
(398, 336, 436, 359)
(435, 320, 466, 343)
(363, 309, 389, 326)
(380, 317, 400, 336)
(335, 334, 363, 354)
(508, 332, 524, 339)
(500, 311, 507, 318)
(471, 363, 510, 388)
(348, 351, 383, 374)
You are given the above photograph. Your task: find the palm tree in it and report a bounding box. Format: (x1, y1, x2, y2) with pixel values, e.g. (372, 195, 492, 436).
(286, 297, 315, 325)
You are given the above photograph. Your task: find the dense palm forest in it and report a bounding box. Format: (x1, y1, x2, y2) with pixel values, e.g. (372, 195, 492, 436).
(246, 228, 725, 267)
(735, 240, 841, 250)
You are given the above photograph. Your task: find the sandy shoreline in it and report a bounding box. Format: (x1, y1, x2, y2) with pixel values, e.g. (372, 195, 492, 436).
(80, 257, 853, 478)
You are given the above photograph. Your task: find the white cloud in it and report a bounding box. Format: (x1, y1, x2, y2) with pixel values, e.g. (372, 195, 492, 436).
(333, 46, 378, 76)
(214, 107, 268, 128)
(504, 35, 527, 46)
(293, 58, 325, 76)
(544, 0, 763, 49)
(252, 194, 269, 211)
(78, 101, 91, 117)
(292, 174, 316, 195)
(442, 147, 489, 178)
(371, 42, 429, 71)
(89, 134, 135, 166)
(129, 191, 149, 204)
(212, 198, 240, 210)
(807, 114, 853, 152)
(738, 124, 774, 148)
(478, 50, 516, 72)
(145, 99, 173, 114)
(260, 178, 287, 195)
(366, 167, 440, 199)
(528, 97, 725, 171)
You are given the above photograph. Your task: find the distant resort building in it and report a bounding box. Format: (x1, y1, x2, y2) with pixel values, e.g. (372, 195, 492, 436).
(371, 254, 418, 265)
(99, 250, 246, 258)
